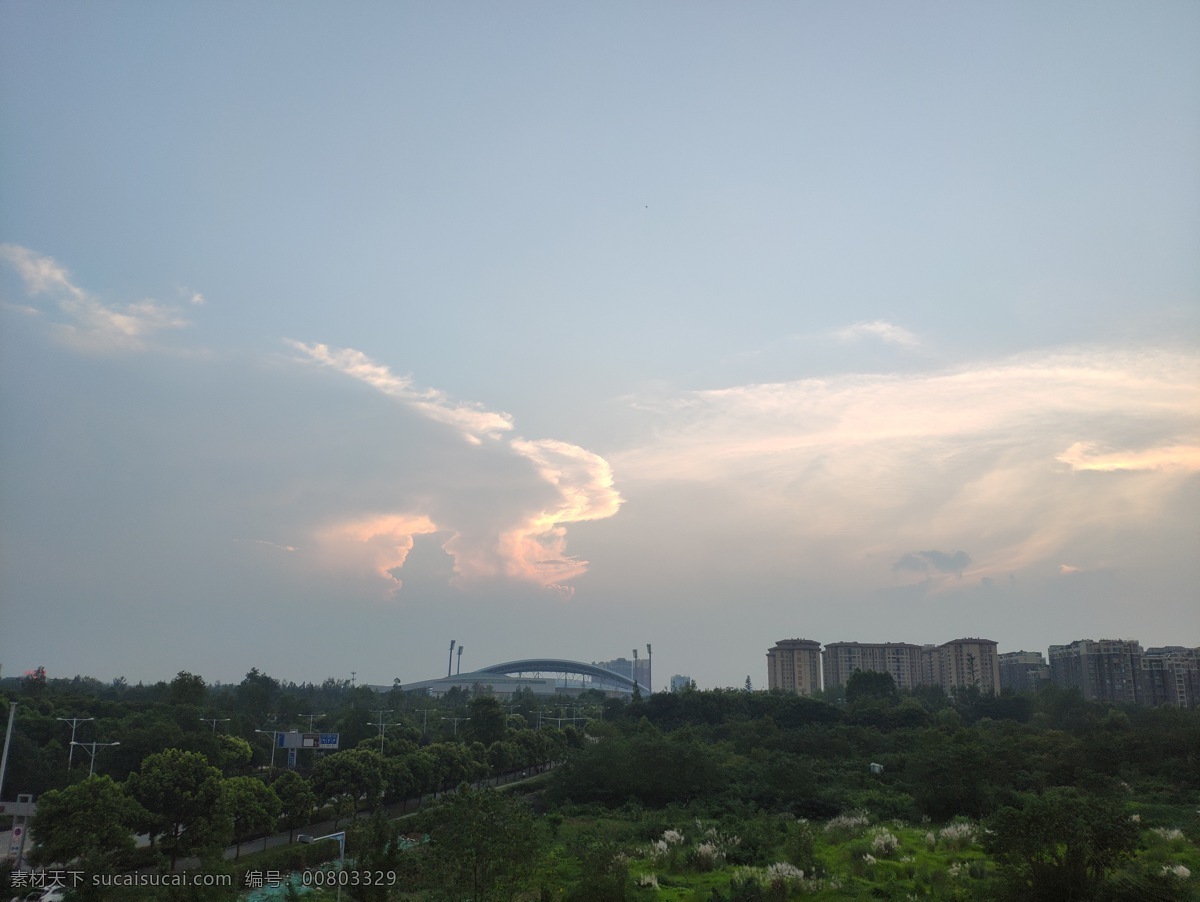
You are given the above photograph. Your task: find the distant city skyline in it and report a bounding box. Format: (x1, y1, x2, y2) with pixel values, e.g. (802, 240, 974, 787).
(2, 3, 1197, 689)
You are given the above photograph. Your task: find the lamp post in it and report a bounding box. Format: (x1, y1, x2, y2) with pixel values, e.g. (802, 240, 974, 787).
(368, 709, 400, 753)
(646, 644, 653, 696)
(200, 717, 230, 734)
(299, 831, 346, 901)
(300, 713, 325, 731)
(255, 729, 284, 774)
(57, 716, 94, 770)
(71, 740, 120, 776)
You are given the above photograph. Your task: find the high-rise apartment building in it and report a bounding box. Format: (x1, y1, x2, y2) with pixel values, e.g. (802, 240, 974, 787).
(594, 656, 651, 692)
(766, 639, 823, 696)
(1141, 647, 1200, 708)
(1048, 639, 1143, 704)
(822, 641, 924, 691)
(934, 638, 1001, 696)
(999, 650, 1050, 694)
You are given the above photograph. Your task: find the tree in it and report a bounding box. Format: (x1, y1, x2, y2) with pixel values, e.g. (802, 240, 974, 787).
(29, 775, 142, 893)
(169, 671, 207, 706)
(467, 696, 507, 746)
(347, 811, 409, 902)
(125, 748, 231, 869)
(845, 669, 898, 705)
(215, 734, 254, 776)
(224, 776, 281, 858)
(983, 787, 1139, 900)
(427, 786, 543, 901)
(272, 770, 318, 841)
(311, 748, 387, 825)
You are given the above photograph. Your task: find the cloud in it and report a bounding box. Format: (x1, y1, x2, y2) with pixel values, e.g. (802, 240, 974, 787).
(1056, 441, 1200, 473)
(834, 319, 920, 348)
(893, 550, 971, 575)
(611, 345, 1198, 593)
(287, 341, 622, 595)
(1, 244, 191, 352)
(287, 340, 513, 443)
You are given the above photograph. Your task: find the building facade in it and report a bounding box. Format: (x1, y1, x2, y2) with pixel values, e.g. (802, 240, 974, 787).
(1049, 639, 1143, 704)
(822, 641, 924, 691)
(936, 638, 1001, 696)
(999, 650, 1050, 694)
(766, 639, 823, 696)
(1141, 647, 1200, 708)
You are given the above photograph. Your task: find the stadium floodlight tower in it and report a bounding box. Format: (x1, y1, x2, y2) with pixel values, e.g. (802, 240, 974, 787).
(447, 639, 456, 678)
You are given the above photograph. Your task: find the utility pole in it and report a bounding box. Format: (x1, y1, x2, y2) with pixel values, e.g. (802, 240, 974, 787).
(57, 716, 94, 770)
(0, 702, 16, 800)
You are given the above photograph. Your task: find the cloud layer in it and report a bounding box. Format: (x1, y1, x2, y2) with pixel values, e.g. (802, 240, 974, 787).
(612, 346, 1199, 593)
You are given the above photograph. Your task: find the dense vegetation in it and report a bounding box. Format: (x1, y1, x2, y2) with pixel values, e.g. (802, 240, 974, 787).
(1, 668, 1197, 899)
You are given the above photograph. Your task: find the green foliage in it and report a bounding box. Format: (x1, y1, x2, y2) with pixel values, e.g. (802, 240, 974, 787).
(983, 787, 1140, 900)
(224, 776, 281, 857)
(426, 785, 544, 901)
(845, 669, 899, 705)
(310, 748, 388, 824)
(271, 769, 317, 840)
(169, 671, 208, 706)
(125, 748, 231, 869)
(29, 774, 142, 886)
(466, 695, 507, 746)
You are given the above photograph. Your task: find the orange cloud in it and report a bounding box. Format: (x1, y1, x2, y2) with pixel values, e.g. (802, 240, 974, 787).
(317, 513, 439, 588)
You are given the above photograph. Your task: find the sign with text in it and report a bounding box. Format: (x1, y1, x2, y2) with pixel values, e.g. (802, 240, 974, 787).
(278, 731, 339, 749)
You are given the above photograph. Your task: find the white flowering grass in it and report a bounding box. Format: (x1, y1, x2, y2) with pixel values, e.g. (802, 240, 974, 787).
(1161, 864, 1191, 879)
(870, 827, 900, 856)
(825, 811, 872, 839)
(937, 820, 978, 850)
(1150, 827, 1186, 844)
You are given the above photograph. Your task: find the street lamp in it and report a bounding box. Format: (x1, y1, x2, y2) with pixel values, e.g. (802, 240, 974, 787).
(299, 713, 325, 731)
(299, 830, 346, 901)
(255, 729, 284, 774)
(57, 716, 94, 770)
(70, 740, 120, 777)
(200, 717, 230, 734)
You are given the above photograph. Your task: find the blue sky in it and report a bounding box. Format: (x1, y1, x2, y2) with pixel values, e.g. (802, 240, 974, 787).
(2, 1, 1197, 690)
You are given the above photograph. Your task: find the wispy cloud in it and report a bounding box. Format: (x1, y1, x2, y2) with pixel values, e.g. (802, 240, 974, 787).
(287, 340, 513, 443)
(613, 346, 1198, 592)
(834, 319, 921, 348)
(1, 244, 192, 352)
(1056, 441, 1200, 473)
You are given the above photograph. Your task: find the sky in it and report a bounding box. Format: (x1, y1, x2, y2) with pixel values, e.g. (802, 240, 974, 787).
(1, 1, 1197, 691)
